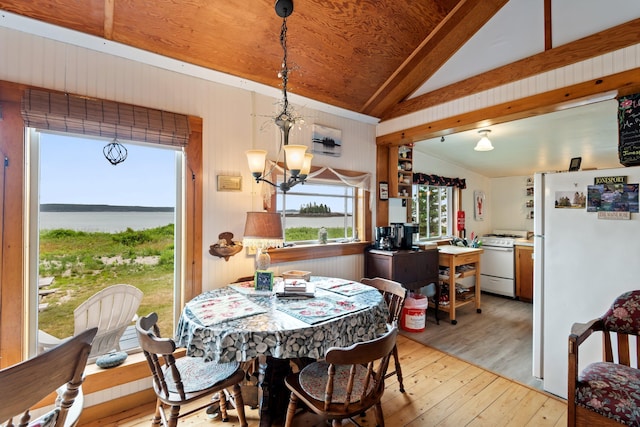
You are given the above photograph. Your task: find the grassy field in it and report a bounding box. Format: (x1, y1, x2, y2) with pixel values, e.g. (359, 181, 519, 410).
(38, 225, 175, 337)
(38, 222, 350, 340)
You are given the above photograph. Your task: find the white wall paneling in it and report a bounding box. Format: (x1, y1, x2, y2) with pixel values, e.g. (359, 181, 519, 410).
(0, 26, 378, 408)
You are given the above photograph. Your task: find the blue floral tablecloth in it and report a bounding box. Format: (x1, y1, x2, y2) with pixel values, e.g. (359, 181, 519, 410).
(175, 277, 388, 363)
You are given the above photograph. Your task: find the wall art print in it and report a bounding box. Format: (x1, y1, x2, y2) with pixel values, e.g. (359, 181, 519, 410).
(311, 124, 342, 157)
(474, 190, 485, 221)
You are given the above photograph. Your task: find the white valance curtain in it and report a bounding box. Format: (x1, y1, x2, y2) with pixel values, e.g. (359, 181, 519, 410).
(261, 160, 373, 208)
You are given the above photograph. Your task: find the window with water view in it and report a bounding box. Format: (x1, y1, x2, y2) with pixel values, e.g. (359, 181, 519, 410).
(34, 131, 179, 360)
(277, 180, 356, 243)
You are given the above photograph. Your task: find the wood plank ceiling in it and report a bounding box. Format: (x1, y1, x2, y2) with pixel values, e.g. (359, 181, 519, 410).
(0, 0, 510, 120)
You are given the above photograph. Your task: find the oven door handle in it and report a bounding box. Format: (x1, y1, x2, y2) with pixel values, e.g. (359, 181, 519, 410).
(482, 246, 514, 252)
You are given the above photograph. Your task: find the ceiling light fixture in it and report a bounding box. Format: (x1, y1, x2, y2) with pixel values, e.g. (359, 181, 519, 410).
(474, 129, 494, 151)
(246, 0, 312, 193)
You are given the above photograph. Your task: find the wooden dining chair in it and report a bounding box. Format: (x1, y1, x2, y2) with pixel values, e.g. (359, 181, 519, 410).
(283, 326, 398, 427)
(568, 290, 640, 426)
(360, 277, 407, 392)
(136, 312, 248, 427)
(0, 327, 97, 427)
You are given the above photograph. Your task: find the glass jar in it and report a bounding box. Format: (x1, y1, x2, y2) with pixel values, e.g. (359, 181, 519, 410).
(318, 227, 328, 244)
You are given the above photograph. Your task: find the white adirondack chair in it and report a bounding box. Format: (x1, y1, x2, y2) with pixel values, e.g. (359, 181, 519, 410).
(39, 284, 143, 359)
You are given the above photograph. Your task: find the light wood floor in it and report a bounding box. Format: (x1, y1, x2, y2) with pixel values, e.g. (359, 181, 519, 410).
(403, 292, 542, 389)
(95, 334, 567, 427)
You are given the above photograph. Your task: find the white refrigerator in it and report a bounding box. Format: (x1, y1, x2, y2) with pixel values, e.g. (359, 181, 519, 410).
(533, 167, 640, 398)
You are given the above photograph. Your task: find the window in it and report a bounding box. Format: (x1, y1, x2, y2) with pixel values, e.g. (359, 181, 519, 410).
(277, 180, 356, 243)
(413, 184, 452, 239)
(28, 130, 181, 359)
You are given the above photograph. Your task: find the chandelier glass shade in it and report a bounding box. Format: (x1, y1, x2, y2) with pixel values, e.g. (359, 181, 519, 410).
(246, 0, 312, 193)
(474, 129, 494, 151)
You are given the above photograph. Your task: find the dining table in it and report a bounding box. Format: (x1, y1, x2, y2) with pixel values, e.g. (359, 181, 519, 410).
(175, 276, 389, 426)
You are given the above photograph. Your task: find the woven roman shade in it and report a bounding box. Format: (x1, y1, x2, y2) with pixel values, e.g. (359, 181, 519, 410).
(21, 89, 190, 147)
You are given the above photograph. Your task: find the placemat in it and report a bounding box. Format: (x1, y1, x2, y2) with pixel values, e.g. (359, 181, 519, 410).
(187, 293, 267, 326)
(313, 278, 372, 296)
(277, 297, 367, 325)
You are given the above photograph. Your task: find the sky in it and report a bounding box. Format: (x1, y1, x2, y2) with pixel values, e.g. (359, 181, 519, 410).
(39, 133, 177, 207)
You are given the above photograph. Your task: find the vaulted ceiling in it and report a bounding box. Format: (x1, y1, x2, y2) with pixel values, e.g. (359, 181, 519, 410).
(0, 0, 510, 120)
(3, 1, 640, 178)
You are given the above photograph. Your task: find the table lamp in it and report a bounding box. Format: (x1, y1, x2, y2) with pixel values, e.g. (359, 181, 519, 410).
(243, 212, 284, 271)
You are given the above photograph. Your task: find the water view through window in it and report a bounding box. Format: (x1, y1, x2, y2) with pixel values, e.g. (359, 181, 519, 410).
(35, 132, 178, 358)
(277, 181, 355, 242)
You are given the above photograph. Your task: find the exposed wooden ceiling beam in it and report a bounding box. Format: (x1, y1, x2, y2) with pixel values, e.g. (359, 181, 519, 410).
(544, 0, 552, 51)
(376, 67, 640, 146)
(382, 18, 640, 121)
(104, 0, 115, 40)
(362, 0, 509, 118)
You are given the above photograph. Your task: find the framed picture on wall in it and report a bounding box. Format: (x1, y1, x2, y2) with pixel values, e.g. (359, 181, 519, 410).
(379, 181, 389, 200)
(474, 190, 485, 221)
(311, 124, 342, 157)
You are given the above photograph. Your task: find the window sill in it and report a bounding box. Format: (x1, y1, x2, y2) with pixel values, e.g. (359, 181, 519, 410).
(269, 241, 371, 263)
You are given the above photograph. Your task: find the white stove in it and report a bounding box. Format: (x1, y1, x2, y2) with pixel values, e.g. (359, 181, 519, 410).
(480, 230, 528, 298)
(482, 229, 528, 247)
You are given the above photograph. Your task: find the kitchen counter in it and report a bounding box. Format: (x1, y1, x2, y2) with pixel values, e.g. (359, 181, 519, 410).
(514, 238, 534, 247)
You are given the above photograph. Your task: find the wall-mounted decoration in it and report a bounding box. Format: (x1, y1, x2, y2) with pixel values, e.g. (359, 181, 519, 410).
(217, 175, 242, 191)
(474, 190, 485, 221)
(618, 93, 640, 166)
(209, 232, 243, 261)
(311, 124, 342, 157)
(379, 181, 389, 200)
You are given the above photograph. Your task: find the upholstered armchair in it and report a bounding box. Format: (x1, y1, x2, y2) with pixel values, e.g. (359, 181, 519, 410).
(567, 290, 640, 426)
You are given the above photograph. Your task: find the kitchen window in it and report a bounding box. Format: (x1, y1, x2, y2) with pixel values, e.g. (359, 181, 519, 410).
(413, 184, 452, 239)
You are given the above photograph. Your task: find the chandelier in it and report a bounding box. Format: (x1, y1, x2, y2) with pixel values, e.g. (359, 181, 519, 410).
(246, 0, 313, 193)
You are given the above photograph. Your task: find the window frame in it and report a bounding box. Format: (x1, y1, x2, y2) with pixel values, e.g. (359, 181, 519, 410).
(0, 81, 203, 367)
(266, 164, 373, 263)
(278, 178, 357, 244)
(26, 130, 185, 357)
(413, 183, 453, 240)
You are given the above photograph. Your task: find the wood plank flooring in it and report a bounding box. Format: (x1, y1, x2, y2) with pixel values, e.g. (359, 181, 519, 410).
(96, 332, 567, 427)
(402, 292, 542, 389)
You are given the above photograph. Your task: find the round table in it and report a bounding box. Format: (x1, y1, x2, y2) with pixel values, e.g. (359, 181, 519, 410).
(175, 276, 389, 425)
(175, 277, 388, 362)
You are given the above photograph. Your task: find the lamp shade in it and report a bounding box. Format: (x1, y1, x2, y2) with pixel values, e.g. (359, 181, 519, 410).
(474, 130, 494, 151)
(243, 212, 284, 249)
(283, 144, 307, 174)
(300, 153, 313, 176)
(246, 150, 267, 176)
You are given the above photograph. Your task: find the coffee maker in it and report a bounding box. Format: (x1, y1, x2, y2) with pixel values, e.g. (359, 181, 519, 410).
(390, 223, 404, 249)
(401, 223, 419, 249)
(374, 226, 392, 250)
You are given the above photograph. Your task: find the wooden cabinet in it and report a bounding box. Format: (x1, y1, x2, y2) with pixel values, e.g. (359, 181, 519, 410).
(437, 245, 483, 325)
(365, 248, 438, 291)
(515, 245, 534, 302)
